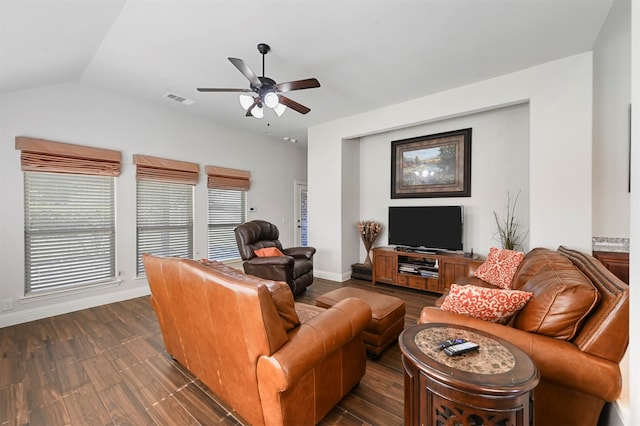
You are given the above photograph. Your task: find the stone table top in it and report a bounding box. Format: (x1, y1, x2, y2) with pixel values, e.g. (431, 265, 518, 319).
(414, 326, 515, 374)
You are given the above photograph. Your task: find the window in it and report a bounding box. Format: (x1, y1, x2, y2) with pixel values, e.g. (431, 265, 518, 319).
(24, 172, 116, 293)
(16, 137, 121, 294)
(205, 165, 251, 261)
(208, 189, 246, 260)
(136, 180, 194, 274)
(134, 155, 199, 276)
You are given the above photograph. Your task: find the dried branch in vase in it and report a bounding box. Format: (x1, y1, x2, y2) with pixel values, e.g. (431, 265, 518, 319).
(358, 220, 382, 243)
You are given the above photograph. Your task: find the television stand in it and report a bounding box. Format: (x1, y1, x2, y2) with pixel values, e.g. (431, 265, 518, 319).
(372, 247, 482, 294)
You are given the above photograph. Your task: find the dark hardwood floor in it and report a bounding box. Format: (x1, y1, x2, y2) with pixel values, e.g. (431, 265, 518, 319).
(0, 277, 437, 426)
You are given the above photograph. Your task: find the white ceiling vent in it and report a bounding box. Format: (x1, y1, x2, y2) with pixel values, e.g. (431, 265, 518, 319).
(163, 92, 194, 106)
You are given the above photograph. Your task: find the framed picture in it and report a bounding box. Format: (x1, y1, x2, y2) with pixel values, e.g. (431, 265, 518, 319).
(391, 128, 472, 198)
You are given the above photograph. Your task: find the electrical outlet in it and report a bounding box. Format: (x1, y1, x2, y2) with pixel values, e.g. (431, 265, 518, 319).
(2, 298, 14, 311)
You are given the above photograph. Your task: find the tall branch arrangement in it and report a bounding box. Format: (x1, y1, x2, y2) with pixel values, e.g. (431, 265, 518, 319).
(358, 220, 382, 265)
(358, 220, 382, 243)
(494, 191, 527, 251)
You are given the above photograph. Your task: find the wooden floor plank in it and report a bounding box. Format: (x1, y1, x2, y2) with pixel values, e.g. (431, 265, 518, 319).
(0, 276, 437, 425)
(62, 383, 112, 426)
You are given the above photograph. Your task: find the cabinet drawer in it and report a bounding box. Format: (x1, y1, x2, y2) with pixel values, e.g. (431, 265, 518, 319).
(397, 274, 439, 291)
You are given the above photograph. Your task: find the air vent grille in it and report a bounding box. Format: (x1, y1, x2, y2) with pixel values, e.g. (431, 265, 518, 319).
(163, 92, 194, 106)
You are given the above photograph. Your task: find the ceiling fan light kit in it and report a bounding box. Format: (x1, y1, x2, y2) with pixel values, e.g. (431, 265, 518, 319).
(197, 43, 320, 119)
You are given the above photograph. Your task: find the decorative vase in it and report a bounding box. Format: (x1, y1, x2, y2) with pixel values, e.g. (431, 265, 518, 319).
(361, 236, 374, 265)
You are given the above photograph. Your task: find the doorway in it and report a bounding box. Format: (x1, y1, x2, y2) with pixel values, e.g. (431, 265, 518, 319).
(295, 181, 308, 246)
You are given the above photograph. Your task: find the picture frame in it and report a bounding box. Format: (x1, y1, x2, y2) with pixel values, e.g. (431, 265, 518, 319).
(391, 128, 472, 198)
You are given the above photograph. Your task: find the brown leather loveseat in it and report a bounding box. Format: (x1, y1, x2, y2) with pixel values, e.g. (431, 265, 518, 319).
(418, 246, 629, 426)
(143, 254, 371, 426)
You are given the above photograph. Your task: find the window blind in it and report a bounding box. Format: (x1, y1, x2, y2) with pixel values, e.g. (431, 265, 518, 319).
(205, 165, 250, 191)
(208, 188, 246, 261)
(134, 154, 199, 185)
(136, 180, 194, 275)
(16, 136, 121, 176)
(24, 172, 116, 293)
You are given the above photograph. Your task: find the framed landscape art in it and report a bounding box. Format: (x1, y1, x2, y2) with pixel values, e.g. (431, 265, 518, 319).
(391, 128, 472, 198)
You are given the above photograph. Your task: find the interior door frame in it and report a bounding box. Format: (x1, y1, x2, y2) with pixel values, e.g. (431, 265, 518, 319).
(294, 180, 308, 246)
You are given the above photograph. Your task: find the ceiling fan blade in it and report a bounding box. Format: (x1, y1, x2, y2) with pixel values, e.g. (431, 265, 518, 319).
(197, 88, 251, 93)
(276, 78, 321, 93)
(228, 57, 262, 88)
(278, 96, 311, 114)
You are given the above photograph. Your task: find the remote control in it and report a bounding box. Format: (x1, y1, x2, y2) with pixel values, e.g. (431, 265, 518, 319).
(438, 338, 466, 351)
(443, 341, 480, 357)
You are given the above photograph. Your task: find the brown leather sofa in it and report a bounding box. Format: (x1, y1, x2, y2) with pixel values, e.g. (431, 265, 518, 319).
(143, 254, 371, 426)
(235, 220, 316, 295)
(418, 246, 629, 426)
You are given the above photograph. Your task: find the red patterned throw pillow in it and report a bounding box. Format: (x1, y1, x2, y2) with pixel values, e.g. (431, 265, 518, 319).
(254, 247, 285, 257)
(441, 284, 533, 323)
(474, 247, 525, 289)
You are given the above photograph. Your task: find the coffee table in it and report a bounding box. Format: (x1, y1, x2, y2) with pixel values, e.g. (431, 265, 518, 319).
(399, 323, 540, 426)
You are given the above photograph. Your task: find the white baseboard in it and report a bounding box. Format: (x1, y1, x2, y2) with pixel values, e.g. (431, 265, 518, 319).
(0, 286, 151, 328)
(314, 270, 350, 282)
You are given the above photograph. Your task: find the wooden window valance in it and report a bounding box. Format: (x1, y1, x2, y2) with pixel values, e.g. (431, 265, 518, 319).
(206, 165, 251, 191)
(15, 137, 122, 176)
(133, 154, 199, 185)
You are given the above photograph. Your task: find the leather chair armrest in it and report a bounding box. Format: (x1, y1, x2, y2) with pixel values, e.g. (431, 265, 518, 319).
(256, 297, 371, 391)
(246, 256, 294, 266)
(419, 307, 622, 402)
(282, 246, 316, 260)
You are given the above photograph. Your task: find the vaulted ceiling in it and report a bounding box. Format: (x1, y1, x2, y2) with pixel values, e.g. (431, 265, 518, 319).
(1, 0, 614, 145)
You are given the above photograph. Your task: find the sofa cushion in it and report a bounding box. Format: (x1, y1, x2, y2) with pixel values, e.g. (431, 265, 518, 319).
(441, 284, 533, 324)
(254, 247, 285, 257)
(474, 247, 525, 289)
(510, 247, 573, 290)
(200, 259, 300, 331)
(513, 264, 600, 340)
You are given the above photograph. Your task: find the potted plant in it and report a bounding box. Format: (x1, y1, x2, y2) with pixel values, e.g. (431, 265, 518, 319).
(494, 191, 527, 251)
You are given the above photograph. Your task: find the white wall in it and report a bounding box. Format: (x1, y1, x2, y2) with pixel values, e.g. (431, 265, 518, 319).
(357, 104, 530, 259)
(593, 0, 632, 239)
(0, 82, 307, 327)
(628, 0, 639, 424)
(591, 1, 632, 422)
(309, 52, 593, 280)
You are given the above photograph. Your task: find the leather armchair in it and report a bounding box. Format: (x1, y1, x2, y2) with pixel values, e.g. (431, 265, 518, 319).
(143, 254, 371, 426)
(235, 220, 316, 295)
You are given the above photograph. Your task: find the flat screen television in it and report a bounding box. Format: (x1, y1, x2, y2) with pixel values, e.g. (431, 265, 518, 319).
(388, 206, 463, 252)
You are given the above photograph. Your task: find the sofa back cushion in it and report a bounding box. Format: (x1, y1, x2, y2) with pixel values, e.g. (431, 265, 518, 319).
(513, 259, 600, 340)
(557, 246, 629, 362)
(200, 259, 300, 331)
(511, 247, 573, 290)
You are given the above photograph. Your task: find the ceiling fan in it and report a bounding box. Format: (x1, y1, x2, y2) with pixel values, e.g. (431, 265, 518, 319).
(197, 43, 320, 118)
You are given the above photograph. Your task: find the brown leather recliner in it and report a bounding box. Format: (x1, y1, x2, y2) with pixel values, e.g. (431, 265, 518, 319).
(143, 254, 372, 426)
(235, 220, 316, 295)
(418, 246, 629, 426)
